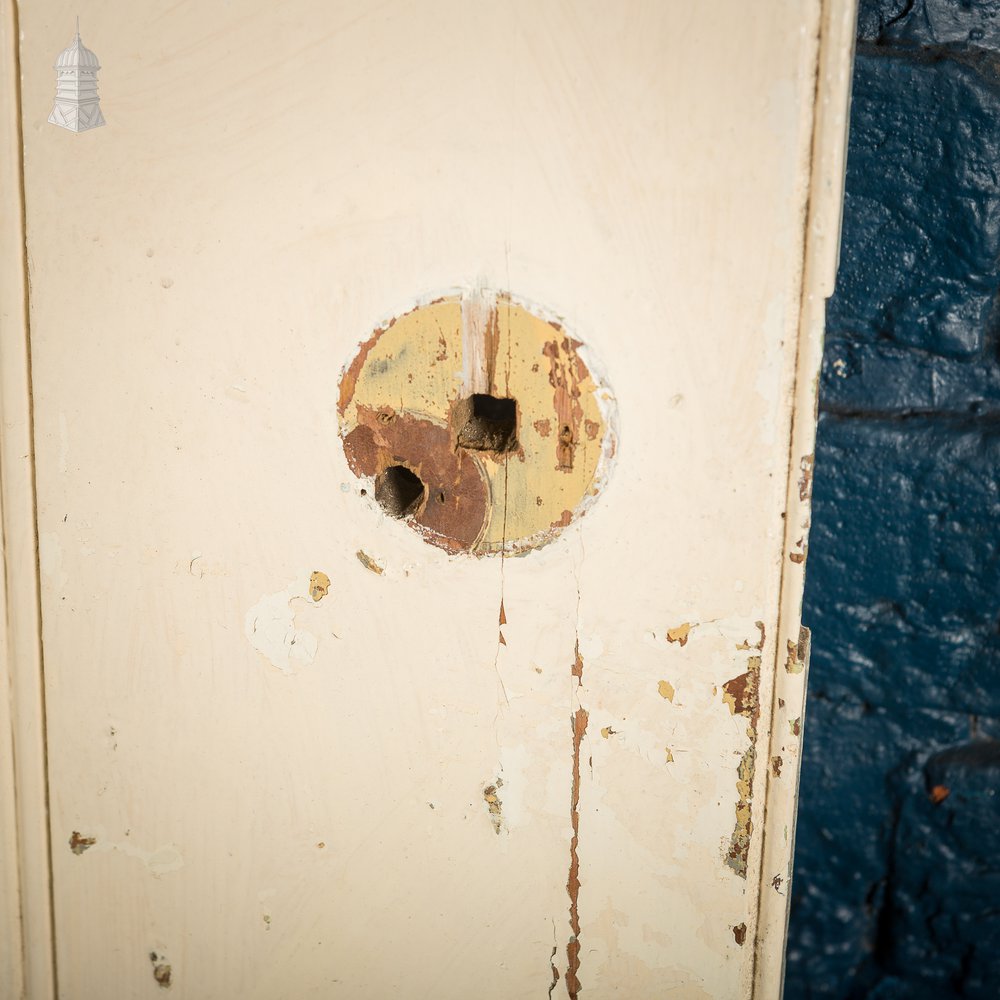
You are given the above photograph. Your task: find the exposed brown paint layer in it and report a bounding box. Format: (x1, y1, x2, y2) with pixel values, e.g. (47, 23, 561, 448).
(722, 655, 761, 721)
(543, 336, 588, 473)
(534, 418, 552, 437)
(68, 831, 95, 855)
(733, 922, 748, 946)
(343, 405, 490, 552)
(771, 755, 783, 778)
(551, 509, 573, 529)
(566, 642, 587, 1000)
(484, 302, 502, 394)
(566, 705, 588, 999)
(723, 653, 762, 878)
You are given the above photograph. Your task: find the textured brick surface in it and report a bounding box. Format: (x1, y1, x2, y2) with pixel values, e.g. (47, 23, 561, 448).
(786, 5, 1000, 997)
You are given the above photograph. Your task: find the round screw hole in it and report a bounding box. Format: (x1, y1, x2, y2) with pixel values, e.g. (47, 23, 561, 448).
(374, 465, 425, 519)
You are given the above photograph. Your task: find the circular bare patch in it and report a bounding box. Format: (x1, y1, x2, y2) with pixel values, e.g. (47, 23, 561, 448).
(338, 290, 617, 555)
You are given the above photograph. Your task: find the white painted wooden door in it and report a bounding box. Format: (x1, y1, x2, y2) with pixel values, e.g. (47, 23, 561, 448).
(0, 2, 855, 998)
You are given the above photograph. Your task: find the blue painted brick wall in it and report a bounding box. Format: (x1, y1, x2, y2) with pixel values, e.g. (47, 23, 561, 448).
(785, 3, 1000, 998)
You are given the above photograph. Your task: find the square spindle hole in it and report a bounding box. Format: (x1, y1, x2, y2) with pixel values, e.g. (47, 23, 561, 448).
(454, 394, 518, 453)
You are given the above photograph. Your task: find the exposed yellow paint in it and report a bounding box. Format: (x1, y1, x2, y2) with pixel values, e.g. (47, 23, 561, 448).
(339, 292, 615, 555)
(666, 623, 692, 646)
(657, 680, 675, 701)
(308, 571, 331, 602)
(664, 747, 674, 763)
(355, 551, 384, 576)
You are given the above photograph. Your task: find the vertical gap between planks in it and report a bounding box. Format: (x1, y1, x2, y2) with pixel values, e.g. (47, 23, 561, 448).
(0, 0, 59, 996)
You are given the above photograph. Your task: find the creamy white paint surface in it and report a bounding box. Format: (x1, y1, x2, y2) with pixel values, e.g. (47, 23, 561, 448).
(8, 1, 854, 997)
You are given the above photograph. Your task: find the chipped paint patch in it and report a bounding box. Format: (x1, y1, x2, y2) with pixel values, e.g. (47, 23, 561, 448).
(245, 576, 323, 674)
(771, 755, 783, 778)
(664, 747, 674, 763)
(150, 952, 172, 989)
(789, 717, 802, 737)
(483, 779, 504, 835)
(566, 643, 587, 1000)
(733, 922, 747, 946)
(69, 831, 96, 855)
(665, 623, 693, 646)
(723, 650, 762, 879)
(355, 550, 384, 575)
(657, 680, 675, 701)
(798, 452, 815, 501)
(726, 745, 757, 879)
(721, 656, 761, 719)
(308, 570, 331, 601)
(785, 638, 804, 674)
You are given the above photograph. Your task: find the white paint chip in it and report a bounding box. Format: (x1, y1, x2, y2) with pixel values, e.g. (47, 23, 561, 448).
(245, 575, 323, 674)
